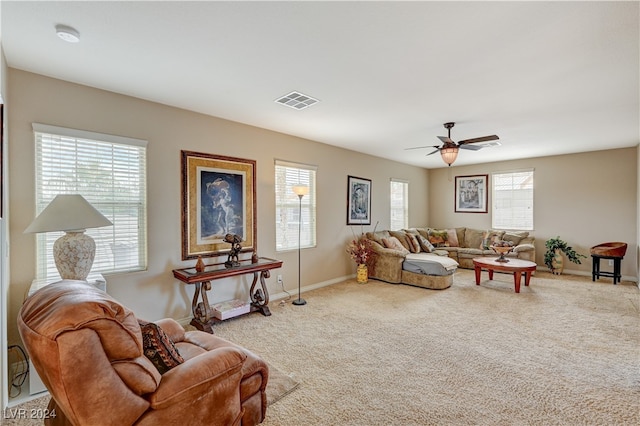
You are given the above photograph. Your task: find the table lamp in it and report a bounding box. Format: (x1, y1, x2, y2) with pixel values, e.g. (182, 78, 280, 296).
(24, 194, 113, 280)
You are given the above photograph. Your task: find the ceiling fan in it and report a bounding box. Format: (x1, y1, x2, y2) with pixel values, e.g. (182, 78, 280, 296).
(406, 122, 499, 166)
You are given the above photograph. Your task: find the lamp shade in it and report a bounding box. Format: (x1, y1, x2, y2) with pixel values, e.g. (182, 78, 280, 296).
(440, 147, 459, 166)
(292, 185, 309, 197)
(24, 194, 112, 234)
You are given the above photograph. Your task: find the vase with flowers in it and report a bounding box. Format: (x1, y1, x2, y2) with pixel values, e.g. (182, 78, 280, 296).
(346, 235, 374, 283)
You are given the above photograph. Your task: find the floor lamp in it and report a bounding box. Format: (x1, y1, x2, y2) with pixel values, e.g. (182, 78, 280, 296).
(292, 185, 309, 306)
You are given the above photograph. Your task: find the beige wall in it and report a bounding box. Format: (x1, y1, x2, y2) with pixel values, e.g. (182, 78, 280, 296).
(5, 69, 429, 345)
(428, 149, 638, 278)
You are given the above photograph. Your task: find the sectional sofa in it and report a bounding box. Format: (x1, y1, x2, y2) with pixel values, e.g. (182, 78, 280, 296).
(364, 227, 536, 289)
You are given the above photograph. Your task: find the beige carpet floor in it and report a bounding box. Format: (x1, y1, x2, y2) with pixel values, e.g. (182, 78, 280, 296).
(210, 269, 639, 425)
(7, 269, 639, 425)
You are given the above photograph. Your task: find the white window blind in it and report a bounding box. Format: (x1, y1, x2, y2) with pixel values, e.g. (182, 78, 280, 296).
(275, 160, 316, 251)
(33, 123, 148, 280)
(390, 179, 408, 231)
(492, 170, 534, 231)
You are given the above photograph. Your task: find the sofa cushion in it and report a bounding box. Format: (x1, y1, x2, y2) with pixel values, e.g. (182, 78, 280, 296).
(366, 231, 390, 247)
(139, 320, 185, 374)
(382, 237, 410, 254)
(502, 231, 529, 246)
(464, 228, 485, 250)
(513, 243, 535, 253)
(457, 247, 484, 257)
(454, 227, 467, 247)
(389, 231, 413, 251)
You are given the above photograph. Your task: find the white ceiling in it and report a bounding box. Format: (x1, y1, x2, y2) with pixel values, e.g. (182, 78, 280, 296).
(2, 1, 638, 168)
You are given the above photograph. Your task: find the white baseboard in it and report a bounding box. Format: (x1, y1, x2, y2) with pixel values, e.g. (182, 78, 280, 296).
(556, 268, 637, 283)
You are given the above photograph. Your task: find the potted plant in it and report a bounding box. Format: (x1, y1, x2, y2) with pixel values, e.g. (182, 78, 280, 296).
(544, 236, 586, 275)
(346, 235, 374, 283)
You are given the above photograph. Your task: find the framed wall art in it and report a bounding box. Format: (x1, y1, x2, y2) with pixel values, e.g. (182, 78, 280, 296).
(347, 175, 371, 225)
(181, 150, 256, 260)
(455, 174, 488, 213)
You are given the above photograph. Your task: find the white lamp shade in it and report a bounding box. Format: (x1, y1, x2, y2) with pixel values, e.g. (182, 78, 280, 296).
(24, 194, 112, 233)
(440, 147, 459, 166)
(292, 185, 309, 196)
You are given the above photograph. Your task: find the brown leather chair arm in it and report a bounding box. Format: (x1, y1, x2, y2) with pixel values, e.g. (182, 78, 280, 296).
(148, 346, 246, 410)
(154, 318, 186, 343)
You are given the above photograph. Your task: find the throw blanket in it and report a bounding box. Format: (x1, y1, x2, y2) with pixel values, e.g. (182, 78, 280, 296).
(403, 253, 459, 276)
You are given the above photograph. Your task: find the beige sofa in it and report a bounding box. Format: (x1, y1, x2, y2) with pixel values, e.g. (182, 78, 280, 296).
(364, 227, 535, 289)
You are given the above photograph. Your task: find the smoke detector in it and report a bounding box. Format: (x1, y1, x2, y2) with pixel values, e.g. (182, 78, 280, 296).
(56, 25, 80, 43)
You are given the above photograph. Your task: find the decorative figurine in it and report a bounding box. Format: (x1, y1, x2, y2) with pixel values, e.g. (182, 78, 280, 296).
(195, 256, 205, 272)
(224, 233, 242, 268)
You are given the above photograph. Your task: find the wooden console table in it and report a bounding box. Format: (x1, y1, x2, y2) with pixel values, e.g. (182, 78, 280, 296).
(173, 257, 283, 333)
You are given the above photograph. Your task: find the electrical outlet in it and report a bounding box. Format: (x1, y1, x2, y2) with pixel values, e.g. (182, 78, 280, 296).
(608, 260, 614, 266)
(277, 275, 283, 284)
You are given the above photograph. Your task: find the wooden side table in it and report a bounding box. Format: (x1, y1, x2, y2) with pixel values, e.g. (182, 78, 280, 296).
(173, 257, 283, 333)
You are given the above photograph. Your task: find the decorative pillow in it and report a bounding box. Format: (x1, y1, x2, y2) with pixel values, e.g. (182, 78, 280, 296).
(138, 320, 184, 375)
(403, 232, 421, 253)
(416, 234, 434, 253)
(445, 229, 459, 247)
(427, 229, 449, 247)
(382, 237, 410, 254)
(481, 230, 505, 250)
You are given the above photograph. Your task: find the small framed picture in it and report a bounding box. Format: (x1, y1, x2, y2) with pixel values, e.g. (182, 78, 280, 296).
(347, 175, 371, 225)
(455, 174, 488, 213)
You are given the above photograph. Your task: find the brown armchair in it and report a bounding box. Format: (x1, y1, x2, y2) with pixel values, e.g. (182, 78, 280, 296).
(18, 280, 268, 426)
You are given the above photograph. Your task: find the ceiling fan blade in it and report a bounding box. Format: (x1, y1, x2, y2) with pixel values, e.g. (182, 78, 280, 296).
(426, 149, 440, 156)
(458, 135, 499, 145)
(404, 145, 439, 151)
(437, 136, 454, 144)
(459, 144, 483, 151)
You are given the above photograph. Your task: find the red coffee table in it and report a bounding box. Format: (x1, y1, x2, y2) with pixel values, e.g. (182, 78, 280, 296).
(473, 257, 537, 293)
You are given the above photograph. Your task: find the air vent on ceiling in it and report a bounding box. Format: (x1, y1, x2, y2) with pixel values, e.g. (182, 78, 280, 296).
(275, 91, 319, 110)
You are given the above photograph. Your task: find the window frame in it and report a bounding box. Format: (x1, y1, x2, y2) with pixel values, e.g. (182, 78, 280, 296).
(389, 178, 409, 231)
(491, 169, 534, 231)
(32, 123, 148, 280)
(274, 159, 317, 252)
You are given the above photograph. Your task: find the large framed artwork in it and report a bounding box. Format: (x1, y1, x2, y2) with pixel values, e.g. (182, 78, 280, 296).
(181, 150, 256, 260)
(455, 174, 488, 213)
(347, 175, 371, 225)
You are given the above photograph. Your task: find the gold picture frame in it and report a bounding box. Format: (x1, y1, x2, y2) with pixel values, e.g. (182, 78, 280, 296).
(181, 150, 257, 260)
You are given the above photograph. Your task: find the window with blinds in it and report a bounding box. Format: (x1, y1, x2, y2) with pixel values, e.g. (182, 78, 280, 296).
(491, 170, 534, 231)
(390, 179, 408, 231)
(33, 123, 148, 280)
(275, 160, 317, 251)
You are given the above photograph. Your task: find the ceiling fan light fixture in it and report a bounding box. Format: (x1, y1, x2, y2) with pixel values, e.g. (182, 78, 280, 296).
(440, 146, 459, 166)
